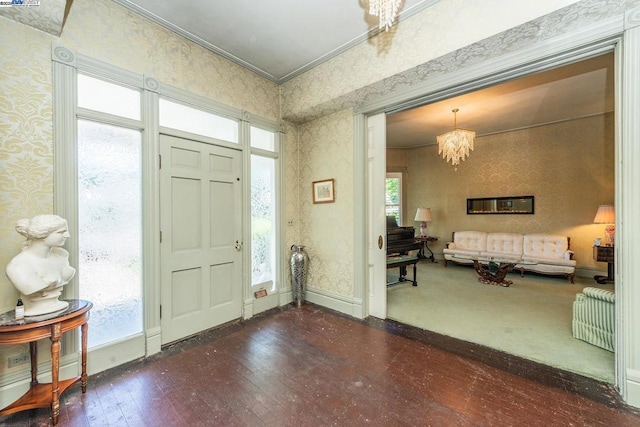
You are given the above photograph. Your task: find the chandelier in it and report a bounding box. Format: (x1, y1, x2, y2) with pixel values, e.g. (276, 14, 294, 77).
(437, 108, 476, 167)
(368, 0, 403, 31)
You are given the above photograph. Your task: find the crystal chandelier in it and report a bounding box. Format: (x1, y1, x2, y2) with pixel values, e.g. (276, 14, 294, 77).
(437, 108, 476, 167)
(368, 0, 402, 31)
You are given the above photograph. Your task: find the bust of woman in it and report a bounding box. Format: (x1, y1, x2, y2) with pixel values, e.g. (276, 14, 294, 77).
(6, 214, 76, 316)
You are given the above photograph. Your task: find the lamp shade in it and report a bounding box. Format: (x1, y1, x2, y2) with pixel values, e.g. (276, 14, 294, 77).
(414, 208, 432, 222)
(593, 205, 615, 224)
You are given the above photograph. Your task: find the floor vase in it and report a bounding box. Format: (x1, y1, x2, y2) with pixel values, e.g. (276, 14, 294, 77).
(290, 245, 309, 307)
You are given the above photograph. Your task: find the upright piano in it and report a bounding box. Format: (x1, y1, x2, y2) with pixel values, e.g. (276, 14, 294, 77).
(386, 217, 421, 286)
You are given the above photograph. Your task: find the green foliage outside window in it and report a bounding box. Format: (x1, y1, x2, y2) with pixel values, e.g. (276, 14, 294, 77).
(386, 177, 400, 224)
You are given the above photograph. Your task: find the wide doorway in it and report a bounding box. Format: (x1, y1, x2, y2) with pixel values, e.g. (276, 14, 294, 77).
(377, 52, 616, 382)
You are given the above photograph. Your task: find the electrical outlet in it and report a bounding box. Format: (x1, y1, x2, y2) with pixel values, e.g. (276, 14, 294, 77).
(287, 220, 294, 226)
(8, 352, 29, 368)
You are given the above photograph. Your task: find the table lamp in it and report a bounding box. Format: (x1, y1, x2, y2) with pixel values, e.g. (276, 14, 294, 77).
(414, 207, 432, 237)
(593, 204, 615, 246)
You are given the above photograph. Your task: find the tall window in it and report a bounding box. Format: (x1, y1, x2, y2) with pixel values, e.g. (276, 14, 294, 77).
(77, 74, 143, 348)
(250, 126, 278, 291)
(386, 172, 402, 225)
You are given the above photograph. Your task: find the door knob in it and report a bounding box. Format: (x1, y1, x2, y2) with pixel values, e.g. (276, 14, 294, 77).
(235, 240, 242, 251)
(378, 235, 383, 250)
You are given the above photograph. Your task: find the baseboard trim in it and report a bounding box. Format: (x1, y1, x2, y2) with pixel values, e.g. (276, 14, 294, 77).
(305, 287, 357, 317)
(576, 266, 607, 279)
(626, 369, 640, 407)
(146, 326, 162, 356)
(88, 335, 145, 376)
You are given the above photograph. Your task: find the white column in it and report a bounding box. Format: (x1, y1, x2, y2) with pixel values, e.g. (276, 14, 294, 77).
(620, 5, 640, 407)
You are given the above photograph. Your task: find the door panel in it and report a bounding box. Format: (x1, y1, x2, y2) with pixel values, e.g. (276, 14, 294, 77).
(367, 113, 388, 319)
(160, 134, 242, 344)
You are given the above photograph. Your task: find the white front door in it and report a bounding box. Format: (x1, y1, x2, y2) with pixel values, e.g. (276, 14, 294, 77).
(367, 113, 388, 319)
(160, 134, 243, 344)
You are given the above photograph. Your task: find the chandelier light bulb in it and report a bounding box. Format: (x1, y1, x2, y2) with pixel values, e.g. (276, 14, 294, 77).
(369, 0, 402, 31)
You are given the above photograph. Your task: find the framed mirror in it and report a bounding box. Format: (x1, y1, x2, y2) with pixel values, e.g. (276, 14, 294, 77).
(467, 195, 534, 215)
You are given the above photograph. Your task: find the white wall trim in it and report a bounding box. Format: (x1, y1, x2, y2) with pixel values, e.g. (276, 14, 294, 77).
(145, 326, 162, 356)
(353, 113, 367, 319)
(305, 286, 359, 317)
(279, 286, 293, 307)
(87, 335, 146, 376)
(619, 5, 640, 407)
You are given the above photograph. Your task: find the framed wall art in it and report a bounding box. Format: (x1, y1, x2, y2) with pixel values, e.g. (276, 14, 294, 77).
(312, 179, 335, 204)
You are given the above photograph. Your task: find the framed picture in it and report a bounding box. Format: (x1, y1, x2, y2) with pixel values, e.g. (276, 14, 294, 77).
(312, 179, 335, 204)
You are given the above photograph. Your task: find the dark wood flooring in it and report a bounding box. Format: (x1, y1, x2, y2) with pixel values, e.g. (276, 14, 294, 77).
(3, 303, 640, 426)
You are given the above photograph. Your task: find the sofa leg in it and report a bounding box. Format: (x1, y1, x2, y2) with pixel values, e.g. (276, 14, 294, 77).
(520, 267, 524, 277)
(444, 259, 448, 267)
(569, 273, 575, 284)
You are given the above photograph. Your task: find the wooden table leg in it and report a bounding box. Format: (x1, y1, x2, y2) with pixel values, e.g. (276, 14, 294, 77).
(29, 341, 38, 387)
(81, 321, 88, 393)
(50, 323, 61, 425)
(412, 262, 417, 286)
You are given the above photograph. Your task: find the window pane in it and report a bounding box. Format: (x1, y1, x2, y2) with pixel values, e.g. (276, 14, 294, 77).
(78, 120, 143, 348)
(77, 74, 140, 120)
(386, 177, 400, 204)
(251, 155, 275, 288)
(159, 98, 239, 143)
(386, 176, 401, 224)
(251, 126, 275, 151)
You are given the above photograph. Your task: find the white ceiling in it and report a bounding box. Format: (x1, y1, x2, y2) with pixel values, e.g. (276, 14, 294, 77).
(112, 1, 614, 148)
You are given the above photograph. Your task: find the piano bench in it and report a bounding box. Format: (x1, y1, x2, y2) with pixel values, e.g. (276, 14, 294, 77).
(387, 255, 418, 286)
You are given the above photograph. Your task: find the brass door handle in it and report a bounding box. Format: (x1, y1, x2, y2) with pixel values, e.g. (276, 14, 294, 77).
(378, 235, 383, 250)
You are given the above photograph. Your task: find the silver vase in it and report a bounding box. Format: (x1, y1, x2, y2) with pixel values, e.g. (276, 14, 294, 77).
(290, 245, 309, 307)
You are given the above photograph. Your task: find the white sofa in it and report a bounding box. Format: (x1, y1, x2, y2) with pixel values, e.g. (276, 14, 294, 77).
(443, 231, 576, 283)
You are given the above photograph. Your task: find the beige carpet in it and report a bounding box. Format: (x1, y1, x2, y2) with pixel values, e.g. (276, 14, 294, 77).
(386, 260, 615, 383)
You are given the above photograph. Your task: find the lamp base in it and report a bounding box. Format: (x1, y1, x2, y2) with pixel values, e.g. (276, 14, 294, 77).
(419, 222, 427, 238)
(604, 225, 615, 246)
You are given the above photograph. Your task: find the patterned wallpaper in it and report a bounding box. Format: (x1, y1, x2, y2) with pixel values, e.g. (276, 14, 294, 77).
(282, 121, 300, 292)
(402, 113, 615, 273)
(282, 0, 640, 123)
(297, 110, 355, 297)
(0, 0, 67, 36)
(0, 18, 56, 312)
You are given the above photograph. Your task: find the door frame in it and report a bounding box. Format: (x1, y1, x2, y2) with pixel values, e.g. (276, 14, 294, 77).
(354, 16, 638, 404)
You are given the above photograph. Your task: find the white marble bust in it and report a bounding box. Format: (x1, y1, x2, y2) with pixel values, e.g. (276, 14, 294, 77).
(6, 215, 75, 316)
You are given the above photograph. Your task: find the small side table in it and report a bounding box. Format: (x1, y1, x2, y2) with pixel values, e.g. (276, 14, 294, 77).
(0, 299, 92, 425)
(593, 245, 614, 284)
(415, 236, 438, 262)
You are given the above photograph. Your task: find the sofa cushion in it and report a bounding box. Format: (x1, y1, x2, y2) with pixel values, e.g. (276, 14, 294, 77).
(523, 234, 570, 259)
(486, 233, 523, 257)
(443, 248, 482, 257)
(521, 256, 577, 267)
(451, 231, 487, 252)
(518, 263, 576, 275)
